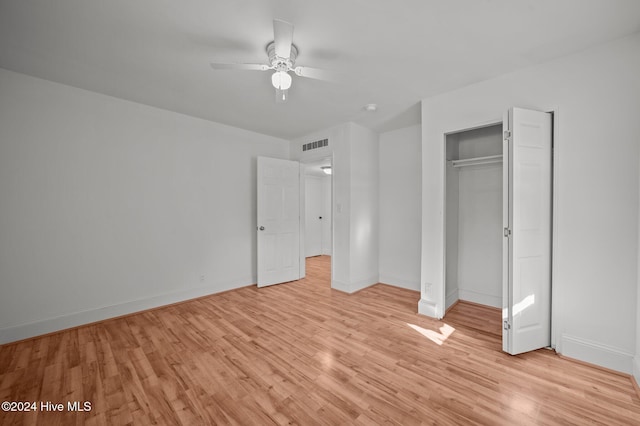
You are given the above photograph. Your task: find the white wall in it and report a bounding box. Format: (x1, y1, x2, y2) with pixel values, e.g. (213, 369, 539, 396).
(348, 123, 379, 291)
(379, 125, 421, 291)
(0, 68, 289, 343)
(420, 33, 640, 373)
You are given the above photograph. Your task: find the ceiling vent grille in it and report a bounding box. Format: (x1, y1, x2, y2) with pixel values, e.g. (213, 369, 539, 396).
(302, 138, 328, 152)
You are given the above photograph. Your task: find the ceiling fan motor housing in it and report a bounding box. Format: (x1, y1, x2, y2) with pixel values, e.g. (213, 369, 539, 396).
(267, 41, 298, 70)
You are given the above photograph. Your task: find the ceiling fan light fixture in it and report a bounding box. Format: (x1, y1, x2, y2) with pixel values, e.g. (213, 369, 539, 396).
(210, 20, 329, 104)
(271, 70, 292, 90)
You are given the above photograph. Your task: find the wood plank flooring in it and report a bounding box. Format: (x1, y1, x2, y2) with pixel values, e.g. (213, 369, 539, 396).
(2, 255, 640, 425)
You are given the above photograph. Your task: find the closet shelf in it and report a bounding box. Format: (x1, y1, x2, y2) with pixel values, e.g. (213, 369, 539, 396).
(450, 154, 503, 168)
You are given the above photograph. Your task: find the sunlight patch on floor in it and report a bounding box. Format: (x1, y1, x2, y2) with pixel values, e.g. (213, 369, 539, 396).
(407, 323, 455, 346)
(506, 393, 539, 417)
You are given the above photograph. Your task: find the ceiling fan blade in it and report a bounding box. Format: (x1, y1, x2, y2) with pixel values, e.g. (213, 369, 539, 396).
(210, 62, 270, 71)
(273, 19, 294, 59)
(293, 66, 334, 82)
(275, 88, 289, 103)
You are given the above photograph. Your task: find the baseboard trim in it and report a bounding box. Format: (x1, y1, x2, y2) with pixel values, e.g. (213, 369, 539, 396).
(374, 283, 420, 295)
(457, 299, 502, 313)
(378, 273, 420, 292)
(445, 289, 459, 312)
(557, 351, 640, 401)
(633, 356, 640, 399)
(331, 275, 378, 294)
(445, 299, 460, 315)
(633, 376, 640, 402)
(0, 277, 255, 345)
(560, 333, 633, 374)
(458, 289, 501, 309)
(418, 298, 441, 319)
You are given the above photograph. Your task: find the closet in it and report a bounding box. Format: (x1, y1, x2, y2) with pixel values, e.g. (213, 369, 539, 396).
(443, 107, 553, 356)
(445, 124, 503, 311)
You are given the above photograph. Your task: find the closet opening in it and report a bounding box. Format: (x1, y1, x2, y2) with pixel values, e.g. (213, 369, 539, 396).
(442, 108, 555, 356)
(444, 123, 503, 314)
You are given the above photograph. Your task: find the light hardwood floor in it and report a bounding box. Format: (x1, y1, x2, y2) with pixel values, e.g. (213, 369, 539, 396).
(1, 255, 640, 425)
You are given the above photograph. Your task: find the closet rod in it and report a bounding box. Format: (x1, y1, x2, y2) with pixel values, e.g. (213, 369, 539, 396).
(450, 154, 503, 168)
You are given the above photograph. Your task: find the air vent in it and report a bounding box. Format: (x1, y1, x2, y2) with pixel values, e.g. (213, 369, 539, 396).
(302, 138, 329, 152)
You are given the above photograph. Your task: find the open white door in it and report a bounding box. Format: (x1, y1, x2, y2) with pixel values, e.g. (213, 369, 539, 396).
(503, 107, 552, 355)
(257, 157, 301, 287)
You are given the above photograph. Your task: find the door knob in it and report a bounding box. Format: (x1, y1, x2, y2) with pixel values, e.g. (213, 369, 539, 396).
(259, 226, 265, 231)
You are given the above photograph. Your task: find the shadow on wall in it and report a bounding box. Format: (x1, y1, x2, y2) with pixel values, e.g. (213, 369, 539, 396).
(373, 102, 421, 134)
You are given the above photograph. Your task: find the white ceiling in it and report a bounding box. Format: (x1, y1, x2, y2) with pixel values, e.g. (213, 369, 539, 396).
(1, 1, 639, 140)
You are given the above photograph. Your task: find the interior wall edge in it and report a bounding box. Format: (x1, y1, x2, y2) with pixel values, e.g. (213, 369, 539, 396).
(0, 276, 255, 345)
(457, 290, 501, 309)
(331, 278, 376, 295)
(418, 298, 439, 319)
(378, 274, 420, 292)
(351, 274, 380, 293)
(561, 333, 634, 374)
(445, 289, 459, 311)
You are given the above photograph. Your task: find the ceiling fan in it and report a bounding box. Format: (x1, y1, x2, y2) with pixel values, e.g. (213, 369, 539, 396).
(210, 19, 330, 103)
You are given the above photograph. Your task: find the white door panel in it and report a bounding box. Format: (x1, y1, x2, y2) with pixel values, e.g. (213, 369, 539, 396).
(257, 157, 301, 287)
(305, 178, 323, 257)
(503, 107, 552, 355)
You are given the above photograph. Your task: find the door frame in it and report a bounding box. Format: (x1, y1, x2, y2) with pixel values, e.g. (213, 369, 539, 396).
(298, 155, 334, 282)
(440, 107, 560, 350)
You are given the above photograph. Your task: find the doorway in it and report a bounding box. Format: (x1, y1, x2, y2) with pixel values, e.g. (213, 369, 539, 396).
(302, 156, 333, 284)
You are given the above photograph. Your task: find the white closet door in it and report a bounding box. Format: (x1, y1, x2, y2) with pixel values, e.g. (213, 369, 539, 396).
(257, 157, 301, 287)
(503, 107, 552, 355)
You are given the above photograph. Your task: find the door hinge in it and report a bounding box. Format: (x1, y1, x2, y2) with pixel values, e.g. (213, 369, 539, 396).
(503, 227, 511, 237)
(503, 320, 511, 330)
(503, 130, 511, 141)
